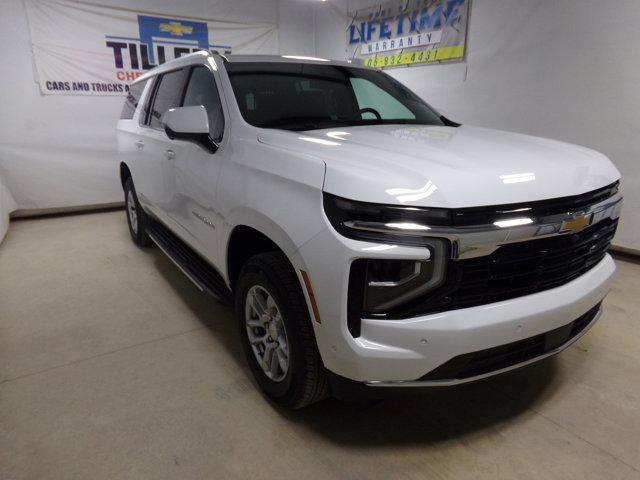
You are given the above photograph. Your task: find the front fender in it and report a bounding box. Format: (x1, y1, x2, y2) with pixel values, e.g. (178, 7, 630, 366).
(218, 138, 328, 275)
(223, 207, 303, 264)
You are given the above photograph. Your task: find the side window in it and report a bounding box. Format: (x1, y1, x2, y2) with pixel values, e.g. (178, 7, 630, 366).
(350, 78, 415, 120)
(120, 79, 148, 120)
(182, 66, 225, 142)
(149, 69, 188, 129)
(139, 76, 157, 126)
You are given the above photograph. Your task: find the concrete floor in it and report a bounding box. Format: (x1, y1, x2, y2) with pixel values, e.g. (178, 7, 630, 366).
(1, 210, 639, 480)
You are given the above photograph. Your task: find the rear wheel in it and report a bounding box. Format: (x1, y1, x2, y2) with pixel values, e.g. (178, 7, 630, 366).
(236, 252, 328, 408)
(124, 177, 152, 247)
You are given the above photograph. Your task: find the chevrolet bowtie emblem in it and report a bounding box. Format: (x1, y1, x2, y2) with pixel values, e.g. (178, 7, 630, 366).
(561, 213, 593, 233)
(159, 22, 193, 36)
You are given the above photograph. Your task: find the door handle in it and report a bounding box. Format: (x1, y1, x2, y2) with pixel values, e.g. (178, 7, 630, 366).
(135, 140, 144, 150)
(165, 149, 175, 160)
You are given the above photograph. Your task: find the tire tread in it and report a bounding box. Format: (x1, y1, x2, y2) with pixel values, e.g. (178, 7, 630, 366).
(237, 252, 328, 408)
(124, 177, 152, 247)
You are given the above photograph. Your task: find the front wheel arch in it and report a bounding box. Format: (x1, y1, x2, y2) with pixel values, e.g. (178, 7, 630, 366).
(226, 225, 285, 293)
(120, 162, 132, 190)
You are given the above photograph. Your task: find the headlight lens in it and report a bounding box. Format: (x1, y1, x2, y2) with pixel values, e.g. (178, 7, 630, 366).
(326, 193, 451, 334)
(347, 249, 447, 336)
(363, 243, 446, 313)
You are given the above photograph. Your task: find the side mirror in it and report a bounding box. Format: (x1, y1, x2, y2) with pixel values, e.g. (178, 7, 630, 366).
(162, 106, 218, 152)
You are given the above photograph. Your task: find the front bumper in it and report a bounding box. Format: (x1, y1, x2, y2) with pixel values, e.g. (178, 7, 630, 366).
(297, 222, 616, 383)
(366, 302, 602, 387)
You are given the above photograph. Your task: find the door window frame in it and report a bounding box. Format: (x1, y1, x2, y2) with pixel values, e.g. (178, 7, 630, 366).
(139, 75, 160, 128)
(141, 67, 189, 130)
(139, 60, 229, 152)
(181, 65, 226, 143)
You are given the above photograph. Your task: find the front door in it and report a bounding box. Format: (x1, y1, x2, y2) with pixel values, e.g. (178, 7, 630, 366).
(137, 68, 189, 229)
(169, 64, 228, 265)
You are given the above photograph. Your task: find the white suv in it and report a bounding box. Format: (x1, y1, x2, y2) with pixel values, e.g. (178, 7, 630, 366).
(117, 52, 622, 408)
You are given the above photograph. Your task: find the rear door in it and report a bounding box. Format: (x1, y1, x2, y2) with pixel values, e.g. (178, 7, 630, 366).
(116, 77, 151, 198)
(136, 68, 189, 227)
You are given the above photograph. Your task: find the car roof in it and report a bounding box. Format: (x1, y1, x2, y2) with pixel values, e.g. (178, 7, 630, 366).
(224, 54, 368, 69)
(132, 51, 373, 84)
(133, 51, 211, 84)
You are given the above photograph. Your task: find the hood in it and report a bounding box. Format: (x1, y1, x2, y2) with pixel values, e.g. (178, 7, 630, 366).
(257, 124, 620, 208)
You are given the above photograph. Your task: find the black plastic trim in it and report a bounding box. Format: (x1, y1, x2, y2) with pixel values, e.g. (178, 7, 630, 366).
(347, 260, 367, 337)
(440, 115, 461, 127)
(164, 125, 219, 153)
(146, 218, 232, 303)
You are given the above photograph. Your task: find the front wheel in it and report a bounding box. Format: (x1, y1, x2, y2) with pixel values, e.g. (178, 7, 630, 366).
(236, 252, 328, 408)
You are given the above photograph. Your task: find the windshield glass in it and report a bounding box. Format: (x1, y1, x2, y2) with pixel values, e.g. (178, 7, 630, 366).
(226, 62, 444, 131)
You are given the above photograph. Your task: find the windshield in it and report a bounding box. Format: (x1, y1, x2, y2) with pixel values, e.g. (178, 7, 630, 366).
(226, 62, 445, 131)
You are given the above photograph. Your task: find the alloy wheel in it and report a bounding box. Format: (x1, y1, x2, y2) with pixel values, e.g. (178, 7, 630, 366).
(127, 190, 138, 235)
(245, 285, 290, 382)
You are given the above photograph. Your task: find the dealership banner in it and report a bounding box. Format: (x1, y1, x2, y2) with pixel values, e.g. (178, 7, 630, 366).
(24, 0, 278, 96)
(348, 0, 469, 69)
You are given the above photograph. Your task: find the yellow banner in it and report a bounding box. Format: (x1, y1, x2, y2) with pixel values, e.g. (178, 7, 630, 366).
(363, 45, 465, 68)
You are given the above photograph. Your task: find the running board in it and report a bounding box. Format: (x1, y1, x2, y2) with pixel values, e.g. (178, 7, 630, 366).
(146, 220, 233, 303)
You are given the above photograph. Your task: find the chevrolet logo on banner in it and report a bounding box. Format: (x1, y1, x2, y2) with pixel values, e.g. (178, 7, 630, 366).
(561, 213, 593, 233)
(138, 15, 209, 63)
(159, 22, 194, 36)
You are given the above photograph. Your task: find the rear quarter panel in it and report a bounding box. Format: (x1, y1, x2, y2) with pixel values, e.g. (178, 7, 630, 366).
(116, 78, 155, 209)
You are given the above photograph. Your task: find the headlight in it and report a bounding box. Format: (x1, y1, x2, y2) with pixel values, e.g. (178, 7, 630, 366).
(348, 242, 447, 334)
(323, 193, 450, 335)
(323, 192, 451, 247)
(362, 245, 447, 313)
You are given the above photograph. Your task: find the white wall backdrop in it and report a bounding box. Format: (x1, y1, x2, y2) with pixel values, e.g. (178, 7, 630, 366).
(317, 0, 640, 250)
(0, 0, 318, 241)
(278, 0, 317, 57)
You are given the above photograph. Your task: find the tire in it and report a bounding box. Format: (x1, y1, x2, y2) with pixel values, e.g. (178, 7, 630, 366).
(124, 177, 152, 247)
(236, 252, 328, 408)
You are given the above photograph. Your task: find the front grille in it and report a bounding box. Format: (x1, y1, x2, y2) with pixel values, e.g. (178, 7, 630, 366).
(419, 303, 601, 382)
(451, 182, 619, 226)
(396, 217, 617, 317)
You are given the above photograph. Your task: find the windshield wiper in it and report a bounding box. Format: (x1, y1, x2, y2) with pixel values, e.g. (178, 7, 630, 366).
(258, 117, 424, 132)
(258, 116, 333, 131)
